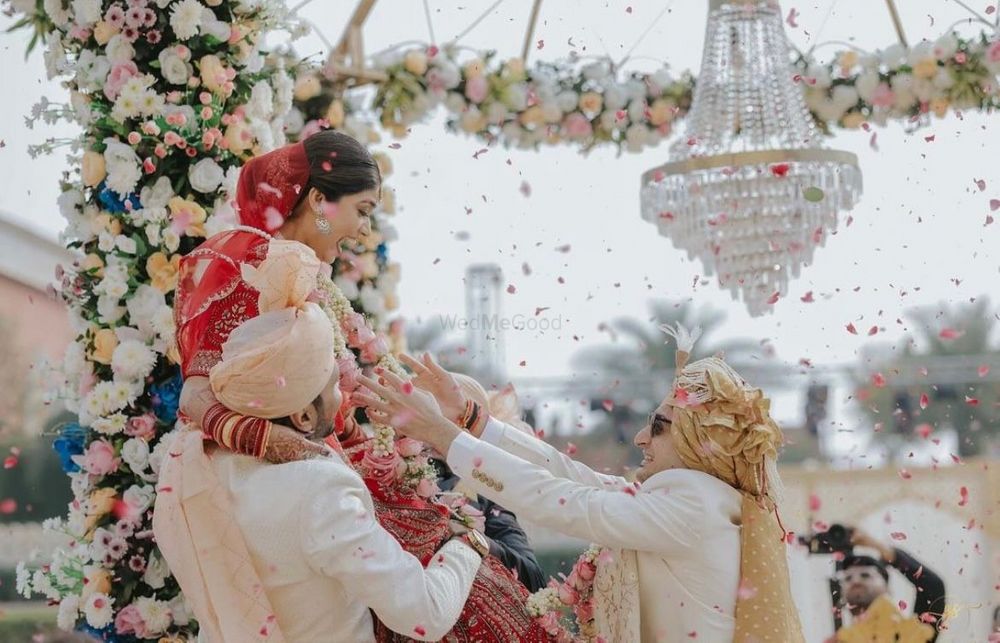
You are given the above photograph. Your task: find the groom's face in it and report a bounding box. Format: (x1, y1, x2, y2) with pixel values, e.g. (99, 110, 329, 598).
(633, 400, 685, 482)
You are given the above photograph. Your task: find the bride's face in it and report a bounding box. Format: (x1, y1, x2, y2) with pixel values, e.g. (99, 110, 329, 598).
(307, 187, 378, 263)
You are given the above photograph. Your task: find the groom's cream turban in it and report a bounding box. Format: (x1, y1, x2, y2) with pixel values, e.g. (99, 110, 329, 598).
(208, 239, 336, 418)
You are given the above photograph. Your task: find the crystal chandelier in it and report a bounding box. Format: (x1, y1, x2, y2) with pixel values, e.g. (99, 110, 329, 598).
(640, 0, 863, 316)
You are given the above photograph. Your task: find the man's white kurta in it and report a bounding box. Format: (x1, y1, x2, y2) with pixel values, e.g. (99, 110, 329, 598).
(448, 419, 743, 642)
(208, 451, 481, 642)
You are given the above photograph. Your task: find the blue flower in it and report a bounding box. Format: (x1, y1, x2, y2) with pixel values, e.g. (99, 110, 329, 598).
(97, 181, 141, 214)
(151, 369, 183, 424)
(53, 423, 86, 474)
(375, 242, 388, 263)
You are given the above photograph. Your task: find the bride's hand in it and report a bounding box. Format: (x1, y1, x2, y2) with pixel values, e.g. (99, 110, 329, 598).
(399, 352, 466, 424)
(355, 370, 461, 454)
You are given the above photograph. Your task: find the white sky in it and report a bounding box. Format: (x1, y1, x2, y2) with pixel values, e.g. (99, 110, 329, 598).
(1, 0, 998, 385)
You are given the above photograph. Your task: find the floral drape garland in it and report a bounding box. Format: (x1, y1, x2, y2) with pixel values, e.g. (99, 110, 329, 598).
(9, 0, 303, 639)
(283, 29, 1000, 154)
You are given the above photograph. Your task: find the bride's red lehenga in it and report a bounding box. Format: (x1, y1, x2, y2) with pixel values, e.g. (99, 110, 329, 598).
(174, 141, 551, 642)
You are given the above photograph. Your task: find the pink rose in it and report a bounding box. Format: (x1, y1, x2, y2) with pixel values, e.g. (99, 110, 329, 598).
(337, 356, 361, 393)
(578, 560, 596, 580)
(396, 437, 424, 458)
(360, 336, 389, 363)
(537, 611, 562, 635)
(115, 604, 146, 636)
(464, 75, 489, 104)
(343, 312, 376, 347)
(988, 41, 1000, 63)
(414, 477, 439, 498)
(105, 61, 140, 100)
(125, 413, 157, 440)
(573, 600, 594, 624)
(74, 439, 120, 476)
(871, 82, 895, 108)
(557, 582, 579, 606)
(562, 112, 593, 138)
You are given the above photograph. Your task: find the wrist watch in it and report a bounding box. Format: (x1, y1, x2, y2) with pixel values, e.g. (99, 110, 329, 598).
(461, 529, 489, 558)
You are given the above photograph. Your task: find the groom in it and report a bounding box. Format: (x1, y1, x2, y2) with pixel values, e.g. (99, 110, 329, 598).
(153, 299, 485, 642)
(358, 332, 804, 642)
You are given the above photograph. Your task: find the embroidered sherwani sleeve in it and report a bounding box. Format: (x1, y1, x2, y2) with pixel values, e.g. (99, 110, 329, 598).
(299, 464, 481, 641)
(448, 432, 702, 554)
(480, 418, 627, 488)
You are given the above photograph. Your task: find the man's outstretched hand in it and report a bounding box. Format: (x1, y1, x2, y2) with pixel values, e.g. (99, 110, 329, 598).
(399, 352, 467, 424)
(355, 369, 462, 455)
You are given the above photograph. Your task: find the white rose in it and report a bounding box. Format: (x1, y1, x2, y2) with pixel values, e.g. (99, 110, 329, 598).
(57, 595, 80, 630)
(161, 228, 180, 253)
(879, 44, 906, 70)
(359, 284, 386, 319)
(200, 7, 231, 41)
(75, 51, 111, 92)
(169, 595, 194, 627)
(334, 275, 360, 300)
(169, 0, 203, 40)
(831, 84, 859, 109)
(933, 33, 959, 61)
(933, 67, 955, 90)
(582, 61, 611, 82)
(139, 175, 174, 210)
(115, 235, 137, 254)
(44, 0, 70, 27)
(855, 70, 880, 101)
(136, 596, 173, 634)
(111, 339, 157, 381)
(58, 188, 84, 221)
(83, 593, 114, 628)
(103, 138, 141, 197)
(603, 85, 627, 111)
(105, 34, 135, 65)
(188, 157, 225, 193)
(158, 47, 191, 85)
(443, 92, 466, 114)
(123, 484, 155, 513)
(121, 438, 151, 473)
(246, 80, 273, 119)
(71, 0, 102, 25)
(143, 551, 170, 589)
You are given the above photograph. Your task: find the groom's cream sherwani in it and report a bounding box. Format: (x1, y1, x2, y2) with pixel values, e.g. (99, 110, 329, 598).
(447, 419, 743, 643)
(207, 450, 481, 642)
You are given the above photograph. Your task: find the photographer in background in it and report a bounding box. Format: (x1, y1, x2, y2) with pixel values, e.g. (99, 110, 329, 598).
(837, 527, 947, 641)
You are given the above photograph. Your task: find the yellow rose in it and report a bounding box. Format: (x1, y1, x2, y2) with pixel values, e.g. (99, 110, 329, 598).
(199, 55, 229, 95)
(838, 50, 859, 74)
(81, 151, 106, 187)
(80, 253, 105, 277)
(80, 565, 112, 599)
(380, 187, 396, 215)
(168, 196, 207, 237)
(463, 58, 485, 78)
(929, 96, 949, 117)
(147, 252, 182, 293)
(403, 50, 428, 76)
(648, 98, 675, 126)
(841, 111, 866, 129)
(93, 20, 118, 45)
(293, 74, 322, 102)
(519, 105, 545, 126)
(384, 292, 399, 312)
(504, 57, 525, 78)
(224, 119, 252, 155)
(92, 213, 123, 237)
(372, 152, 393, 179)
(578, 92, 603, 114)
(912, 58, 938, 80)
(359, 253, 379, 279)
(325, 100, 345, 129)
(91, 328, 118, 365)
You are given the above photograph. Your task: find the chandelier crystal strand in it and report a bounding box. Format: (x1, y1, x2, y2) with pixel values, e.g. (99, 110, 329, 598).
(641, 0, 863, 316)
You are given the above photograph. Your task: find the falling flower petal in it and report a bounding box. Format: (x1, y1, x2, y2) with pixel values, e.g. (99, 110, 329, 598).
(846, 323, 858, 335)
(958, 486, 969, 507)
(919, 393, 929, 409)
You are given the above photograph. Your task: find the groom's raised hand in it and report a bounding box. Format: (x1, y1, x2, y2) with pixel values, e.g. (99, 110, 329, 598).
(355, 370, 462, 455)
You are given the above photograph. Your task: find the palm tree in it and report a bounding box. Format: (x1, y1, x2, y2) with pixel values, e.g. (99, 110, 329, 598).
(855, 298, 1000, 457)
(571, 299, 756, 391)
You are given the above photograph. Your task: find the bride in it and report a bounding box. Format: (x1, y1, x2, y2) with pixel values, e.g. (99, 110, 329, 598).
(172, 130, 551, 641)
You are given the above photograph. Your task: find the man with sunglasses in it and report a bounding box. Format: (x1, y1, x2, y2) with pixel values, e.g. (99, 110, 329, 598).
(836, 528, 947, 641)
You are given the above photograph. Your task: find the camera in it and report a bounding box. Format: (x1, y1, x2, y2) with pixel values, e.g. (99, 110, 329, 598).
(799, 523, 854, 555)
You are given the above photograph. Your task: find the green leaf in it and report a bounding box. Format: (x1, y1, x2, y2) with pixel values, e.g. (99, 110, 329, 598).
(803, 186, 825, 202)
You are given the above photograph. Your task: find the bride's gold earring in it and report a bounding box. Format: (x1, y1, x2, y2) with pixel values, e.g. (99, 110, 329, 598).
(313, 203, 332, 235)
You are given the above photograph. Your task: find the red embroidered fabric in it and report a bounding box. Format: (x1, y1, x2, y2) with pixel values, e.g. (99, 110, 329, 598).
(235, 141, 311, 232)
(344, 446, 552, 643)
(174, 228, 271, 379)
